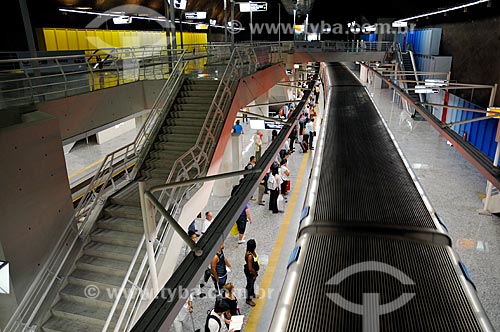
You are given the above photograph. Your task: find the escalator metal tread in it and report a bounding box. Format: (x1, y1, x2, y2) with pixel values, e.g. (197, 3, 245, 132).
(313, 65, 435, 229)
(285, 233, 483, 332)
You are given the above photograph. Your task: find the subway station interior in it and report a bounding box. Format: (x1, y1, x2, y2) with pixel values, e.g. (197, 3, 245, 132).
(1, 0, 500, 331)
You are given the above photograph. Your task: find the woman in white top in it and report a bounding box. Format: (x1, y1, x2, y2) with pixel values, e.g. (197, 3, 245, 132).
(279, 158, 291, 195)
(268, 163, 283, 214)
(305, 118, 315, 150)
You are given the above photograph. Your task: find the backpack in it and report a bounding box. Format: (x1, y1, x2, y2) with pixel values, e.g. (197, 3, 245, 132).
(267, 174, 276, 190)
(204, 310, 221, 332)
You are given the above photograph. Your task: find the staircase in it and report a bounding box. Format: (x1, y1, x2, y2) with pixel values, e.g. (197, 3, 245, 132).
(401, 52, 424, 119)
(41, 78, 220, 332)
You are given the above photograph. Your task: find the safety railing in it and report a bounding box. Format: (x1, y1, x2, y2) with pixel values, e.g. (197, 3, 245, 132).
(3, 49, 191, 332)
(101, 44, 282, 332)
(0, 46, 200, 110)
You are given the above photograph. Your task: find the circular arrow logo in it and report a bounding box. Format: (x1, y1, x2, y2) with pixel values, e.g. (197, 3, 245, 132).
(326, 261, 416, 332)
(227, 20, 243, 35)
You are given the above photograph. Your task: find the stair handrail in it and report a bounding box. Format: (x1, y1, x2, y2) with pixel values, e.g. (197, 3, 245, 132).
(393, 43, 414, 115)
(3, 49, 188, 332)
(102, 44, 282, 332)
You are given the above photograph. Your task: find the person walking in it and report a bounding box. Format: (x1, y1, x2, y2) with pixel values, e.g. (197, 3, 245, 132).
(211, 242, 232, 292)
(244, 239, 260, 307)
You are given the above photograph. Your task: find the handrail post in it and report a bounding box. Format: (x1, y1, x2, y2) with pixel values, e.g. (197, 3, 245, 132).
(138, 181, 160, 294)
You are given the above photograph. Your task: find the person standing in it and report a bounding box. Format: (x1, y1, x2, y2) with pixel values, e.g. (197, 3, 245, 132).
(210, 242, 232, 292)
(257, 174, 266, 206)
(236, 204, 252, 244)
(201, 211, 214, 235)
(268, 163, 282, 214)
(306, 118, 315, 150)
(279, 158, 291, 196)
(244, 239, 260, 307)
(253, 130, 263, 161)
(222, 283, 240, 330)
(204, 300, 234, 332)
(232, 120, 243, 135)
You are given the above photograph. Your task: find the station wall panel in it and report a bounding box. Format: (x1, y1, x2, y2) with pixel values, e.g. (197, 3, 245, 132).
(40, 28, 205, 51)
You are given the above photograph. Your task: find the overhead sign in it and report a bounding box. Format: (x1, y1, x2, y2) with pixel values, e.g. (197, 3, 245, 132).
(239, 2, 268, 12)
(264, 120, 284, 130)
(113, 16, 132, 24)
(185, 11, 207, 19)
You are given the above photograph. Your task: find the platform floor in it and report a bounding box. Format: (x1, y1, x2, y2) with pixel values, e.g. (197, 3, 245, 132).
(63, 65, 500, 331)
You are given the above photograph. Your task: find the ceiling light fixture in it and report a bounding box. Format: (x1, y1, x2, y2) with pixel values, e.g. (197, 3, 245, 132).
(396, 0, 488, 22)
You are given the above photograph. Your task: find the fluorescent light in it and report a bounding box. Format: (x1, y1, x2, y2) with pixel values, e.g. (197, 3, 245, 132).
(397, 0, 488, 22)
(0, 261, 9, 294)
(392, 21, 407, 27)
(425, 79, 448, 87)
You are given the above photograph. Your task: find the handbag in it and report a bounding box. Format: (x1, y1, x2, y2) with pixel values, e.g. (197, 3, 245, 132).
(277, 194, 285, 212)
(286, 180, 291, 191)
(204, 268, 212, 283)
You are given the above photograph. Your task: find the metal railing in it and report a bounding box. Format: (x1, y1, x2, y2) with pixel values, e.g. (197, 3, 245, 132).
(101, 44, 282, 332)
(0, 46, 201, 110)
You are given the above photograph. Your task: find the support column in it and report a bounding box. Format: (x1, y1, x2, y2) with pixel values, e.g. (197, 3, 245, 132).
(360, 65, 368, 83)
(212, 134, 242, 197)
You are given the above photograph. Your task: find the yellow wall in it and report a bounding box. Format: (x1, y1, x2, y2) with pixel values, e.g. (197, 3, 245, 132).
(40, 28, 206, 52)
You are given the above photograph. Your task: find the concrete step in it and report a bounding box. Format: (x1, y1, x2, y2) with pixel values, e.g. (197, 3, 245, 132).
(157, 132, 199, 143)
(154, 141, 194, 151)
(164, 126, 203, 136)
(103, 205, 142, 220)
(185, 78, 219, 86)
(59, 283, 119, 310)
(175, 96, 214, 104)
(97, 217, 144, 234)
(42, 316, 102, 332)
(164, 117, 206, 127)
(149, 149, 186, 160)
(51, 300, 117, 328)
(83, 242, 142, 262)
(144, 158, 176, 169)
(172, 104, 210, 112)
(168, 110, 211, 119)
(181, 84, 218, 92)
(90, 228, 142, 247)
(161, 124, 204, 135)
(68, 269, 123, 289)
(76, 255, 138, 278)
(109, 183, 141, 207)
(178, 90, 215, 98)
(140, 167, 171, 179)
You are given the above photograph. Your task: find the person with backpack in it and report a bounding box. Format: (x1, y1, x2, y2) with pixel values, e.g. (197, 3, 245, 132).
(204, 299, 234, 332)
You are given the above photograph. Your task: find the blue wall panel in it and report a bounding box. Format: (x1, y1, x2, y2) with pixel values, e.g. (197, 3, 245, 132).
(447, 95, 498, 160)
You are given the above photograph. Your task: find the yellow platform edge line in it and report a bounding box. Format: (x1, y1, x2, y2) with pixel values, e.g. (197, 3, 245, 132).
(244, 152, 311, 331)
